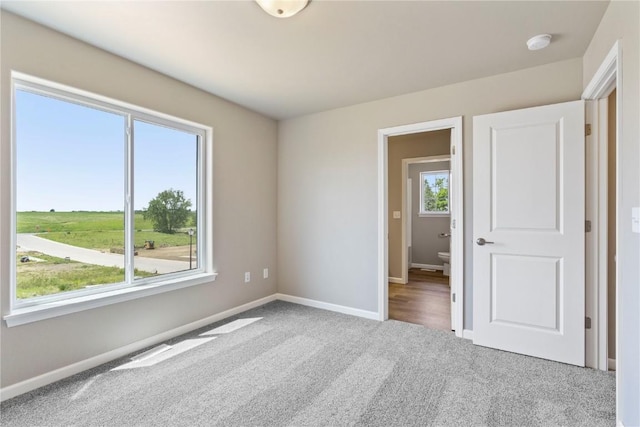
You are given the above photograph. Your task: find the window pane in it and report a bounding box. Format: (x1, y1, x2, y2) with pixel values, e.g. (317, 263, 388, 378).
(421, 171, 449, 213)
(15, 90, 126, 300)
(134, 120, 199, 278)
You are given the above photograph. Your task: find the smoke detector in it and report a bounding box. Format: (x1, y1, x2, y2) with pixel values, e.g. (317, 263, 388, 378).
(527, 34, 552, 51)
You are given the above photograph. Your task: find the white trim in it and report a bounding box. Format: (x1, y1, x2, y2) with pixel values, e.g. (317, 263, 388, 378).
(582, 40, 621, 424)
(377, 123, 389, 321)
(410, 263, 444, 271)
(4, 273, 218, 327)
(388, 277, 404, 284)
(0, 294, 277, 401)
(582, 41, 619, 99)
(378, 116, 464, 337)
(12, 71, 208, 131)
(608, 358, 616, 371)
(275, 293, 379, 320)
(417, 213, 450, 218)
(616, 420, 624, 427)
(462, 329, 474, 340)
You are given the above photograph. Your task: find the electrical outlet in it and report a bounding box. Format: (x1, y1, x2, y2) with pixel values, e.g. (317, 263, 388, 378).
(244, 272, 251, 283)
(263, 268, 269, 279)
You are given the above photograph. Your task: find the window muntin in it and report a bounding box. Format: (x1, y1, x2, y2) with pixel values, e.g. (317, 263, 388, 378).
(419, 170, 450, 215)
(12, 75, 208, 309)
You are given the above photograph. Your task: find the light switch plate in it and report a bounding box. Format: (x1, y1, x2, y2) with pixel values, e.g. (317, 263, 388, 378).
(393, 211, 401, 219)
(632, 207, 639, 233)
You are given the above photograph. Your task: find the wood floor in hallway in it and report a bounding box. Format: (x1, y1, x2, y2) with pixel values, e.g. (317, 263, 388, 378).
(389, 268, 451, 331)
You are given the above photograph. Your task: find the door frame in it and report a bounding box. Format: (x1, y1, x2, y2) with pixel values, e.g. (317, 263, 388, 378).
(377, 116, 464, 337)
(401, 155, 452, 282)
(582, 40, 620, 379)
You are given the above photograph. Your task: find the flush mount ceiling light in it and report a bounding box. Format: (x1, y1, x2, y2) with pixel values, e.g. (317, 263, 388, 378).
(526, 34, 552, 51)
(256, 0, 309, 18)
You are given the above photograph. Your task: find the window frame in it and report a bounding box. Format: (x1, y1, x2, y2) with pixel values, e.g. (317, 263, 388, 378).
(418, 169, 451, 217)
(6, 72, 215, 325)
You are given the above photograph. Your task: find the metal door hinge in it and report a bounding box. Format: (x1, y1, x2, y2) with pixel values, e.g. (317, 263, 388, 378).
(451, 145, 456, 155)
(585, 220, 592, 233)
(585, 317, 592, 329)
(585, 124, 592, 136)
(452, 293, 456, 303)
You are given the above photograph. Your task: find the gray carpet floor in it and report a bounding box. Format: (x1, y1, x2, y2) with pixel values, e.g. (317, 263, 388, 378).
(1, 301, 616, 426)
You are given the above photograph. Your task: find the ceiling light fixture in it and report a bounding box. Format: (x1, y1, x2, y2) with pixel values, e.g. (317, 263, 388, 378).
(256, 0, 309, 18)
(526, 34, 552, 51)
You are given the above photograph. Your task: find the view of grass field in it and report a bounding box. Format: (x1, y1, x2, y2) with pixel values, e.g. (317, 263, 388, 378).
(16, 211, 196, 299)
(17, 211, 195, 251)
(15, 88, 200, 301)
(16, 251, 155, 299)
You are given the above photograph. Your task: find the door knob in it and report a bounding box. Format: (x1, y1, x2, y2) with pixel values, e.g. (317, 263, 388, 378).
(476, 238, 494, 246)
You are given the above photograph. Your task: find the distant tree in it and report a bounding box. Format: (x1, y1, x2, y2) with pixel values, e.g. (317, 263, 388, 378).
(143, 189, 192, 234)
(423, 180, 437, 212)
(435, 177, 449, 212)
(423, 175, 449, 212)
(49, 208, 55, 212)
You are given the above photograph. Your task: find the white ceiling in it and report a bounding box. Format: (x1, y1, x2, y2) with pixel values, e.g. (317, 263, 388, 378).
(2, 1, 609, 120)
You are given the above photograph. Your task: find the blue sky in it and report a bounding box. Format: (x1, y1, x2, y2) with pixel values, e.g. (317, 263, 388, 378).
(422, 171, 449, 190)
(16, 90, 197, 212)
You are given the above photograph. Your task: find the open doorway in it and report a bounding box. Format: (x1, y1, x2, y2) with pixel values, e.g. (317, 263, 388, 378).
(377, 117, 463, 337)
(388, 132, 451, 330)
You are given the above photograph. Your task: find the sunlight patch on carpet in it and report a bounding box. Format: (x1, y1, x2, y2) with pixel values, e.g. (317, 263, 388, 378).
(200, 317, 263, 335)
(112, 338, 215, 370)
(70, 374, 102, 401)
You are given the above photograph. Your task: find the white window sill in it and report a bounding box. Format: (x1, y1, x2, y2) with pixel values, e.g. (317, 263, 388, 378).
(3, 272, 218, 327)
(418, 212, 451, 218)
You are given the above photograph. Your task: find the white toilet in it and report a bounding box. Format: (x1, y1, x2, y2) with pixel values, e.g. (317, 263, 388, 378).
(438, 251, 451, 276)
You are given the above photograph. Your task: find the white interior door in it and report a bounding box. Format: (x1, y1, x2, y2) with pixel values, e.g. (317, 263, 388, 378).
(472, 100, 585, 366)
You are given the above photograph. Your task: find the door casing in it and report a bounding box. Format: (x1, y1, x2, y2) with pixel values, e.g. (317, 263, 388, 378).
(582, 41, 620, 377)
(377, 116, 464, 337)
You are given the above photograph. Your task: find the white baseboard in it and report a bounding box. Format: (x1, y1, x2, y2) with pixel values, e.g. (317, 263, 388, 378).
(462, 329, 474, 340)
(410, 263, 444, 271)
(616, 420, 624, 427)
(0, 294, 277, 402)
(275, 293, 379, 321)
(388, 277, 404, 284)
(608, 358, 616, 371)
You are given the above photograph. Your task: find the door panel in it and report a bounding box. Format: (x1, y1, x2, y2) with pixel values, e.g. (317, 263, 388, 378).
(473, 100, 585, 366)
(492, 123, 560, 231)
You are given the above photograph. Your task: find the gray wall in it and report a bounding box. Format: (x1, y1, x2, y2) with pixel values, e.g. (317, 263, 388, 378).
(409, 162, 451, 267)
(278, 57, 584, 322)
(583, 1, 640, 425)
(0, 11, 278, 388)
(387, 131, 450, 278)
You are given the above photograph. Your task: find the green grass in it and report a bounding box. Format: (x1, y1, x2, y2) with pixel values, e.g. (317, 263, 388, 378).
(16, 211, 154, 233)
(40, 230, 195, 251)
(16, 252, 155, 299)
(17, 211, 195, 251)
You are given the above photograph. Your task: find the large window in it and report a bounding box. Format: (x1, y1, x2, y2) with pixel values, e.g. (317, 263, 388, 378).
(419, 170, 450, 215)
(11, 74, 211, 312)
